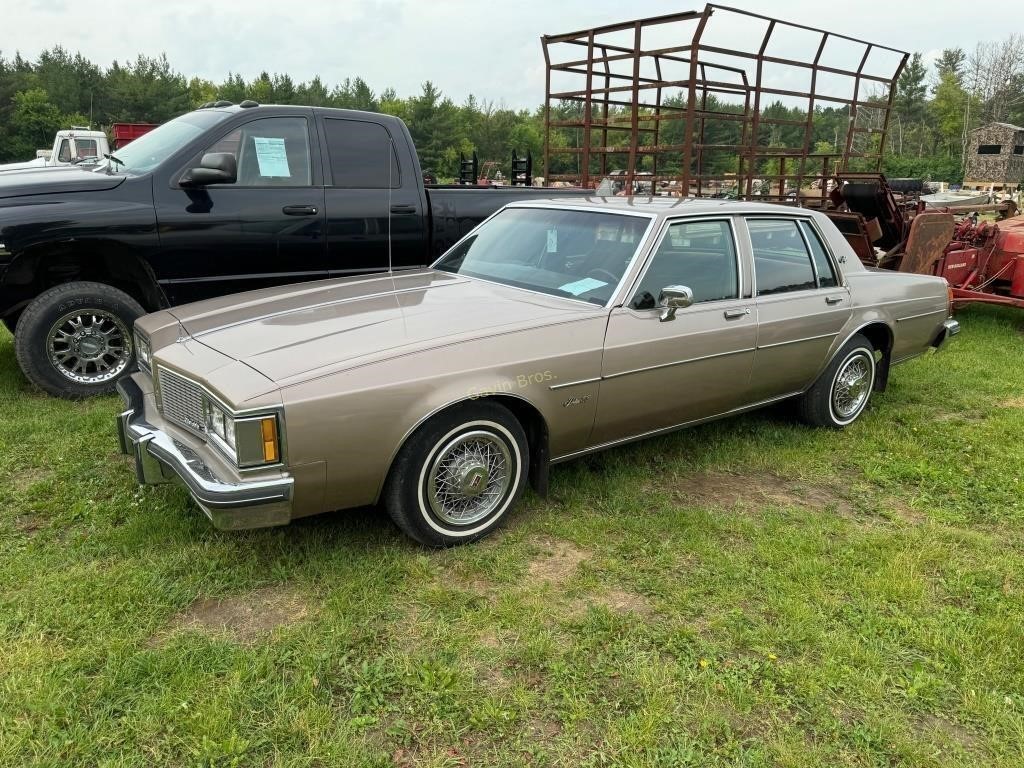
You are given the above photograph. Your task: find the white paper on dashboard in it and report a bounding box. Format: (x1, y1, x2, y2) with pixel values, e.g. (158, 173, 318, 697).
(558, 277, 607, 295)
(253, 137, 290, 177)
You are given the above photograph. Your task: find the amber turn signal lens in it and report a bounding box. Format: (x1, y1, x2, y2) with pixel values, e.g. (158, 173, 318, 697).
(261, 417, 279, 463)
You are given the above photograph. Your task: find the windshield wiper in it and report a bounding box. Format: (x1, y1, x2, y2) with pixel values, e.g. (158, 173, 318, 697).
(103, 153, 126, 172)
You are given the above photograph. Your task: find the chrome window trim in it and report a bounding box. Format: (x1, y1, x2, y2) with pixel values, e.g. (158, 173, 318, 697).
(428, 204, 659, 309)
(618, 215, 744, 309)
(154, 364, 288, 471)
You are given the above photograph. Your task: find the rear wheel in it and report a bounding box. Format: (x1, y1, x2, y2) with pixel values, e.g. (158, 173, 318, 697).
(797, 333, 876, 428)
(383, 401, 529, 546)
(14, 281, 144, 399)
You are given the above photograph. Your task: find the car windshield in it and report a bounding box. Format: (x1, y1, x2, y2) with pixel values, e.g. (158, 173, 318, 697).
(433, 207, 650, 306)
(100, 111, 231, 174)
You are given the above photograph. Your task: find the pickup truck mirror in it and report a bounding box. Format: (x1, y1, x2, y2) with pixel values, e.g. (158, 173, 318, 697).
(180, 152, 237, 187)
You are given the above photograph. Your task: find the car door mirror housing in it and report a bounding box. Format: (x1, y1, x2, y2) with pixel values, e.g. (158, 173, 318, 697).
(180, 152, 237, 187)
(658, 285, 694, 322)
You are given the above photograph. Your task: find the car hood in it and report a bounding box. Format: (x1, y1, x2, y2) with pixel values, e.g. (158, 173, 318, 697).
(169, 270, 602, 385)
(0, 165, 125, 198)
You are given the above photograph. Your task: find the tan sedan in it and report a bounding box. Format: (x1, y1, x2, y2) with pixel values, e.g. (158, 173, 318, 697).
(118, 198, 959, 545)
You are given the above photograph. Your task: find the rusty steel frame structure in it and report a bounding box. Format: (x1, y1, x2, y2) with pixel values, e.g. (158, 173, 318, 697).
(541, 4, 909, 202)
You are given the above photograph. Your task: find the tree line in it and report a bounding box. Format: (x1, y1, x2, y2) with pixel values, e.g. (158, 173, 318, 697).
(1, 40, 1022, 182)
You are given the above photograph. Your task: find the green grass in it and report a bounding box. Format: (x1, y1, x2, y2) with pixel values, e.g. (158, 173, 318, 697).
(1, 305, 1023, 767)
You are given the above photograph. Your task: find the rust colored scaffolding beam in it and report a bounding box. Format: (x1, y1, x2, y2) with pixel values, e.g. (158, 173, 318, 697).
(540, 3, 908, 198)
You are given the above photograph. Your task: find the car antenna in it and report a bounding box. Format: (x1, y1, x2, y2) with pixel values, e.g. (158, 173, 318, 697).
(387, 136, 393, 274)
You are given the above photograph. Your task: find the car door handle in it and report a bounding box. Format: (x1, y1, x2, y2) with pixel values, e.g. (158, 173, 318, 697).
(282, 205, 318, 216)
(825, 295, 845, 305)
(390, 204, 417, 215)
(724, 308, 750, 319)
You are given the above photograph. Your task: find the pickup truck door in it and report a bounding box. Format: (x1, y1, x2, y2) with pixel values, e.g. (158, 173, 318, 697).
(318, 116, 428, 276)
(153, 113, 328, 305)
(742, 217, 852, 402)
(591, 218, 757, 445)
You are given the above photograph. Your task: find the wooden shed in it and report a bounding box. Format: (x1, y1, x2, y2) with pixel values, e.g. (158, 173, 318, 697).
(963, 122, 1024, 191)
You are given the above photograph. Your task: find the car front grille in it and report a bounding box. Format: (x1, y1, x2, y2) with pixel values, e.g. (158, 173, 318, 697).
(157, 367, 207, 435)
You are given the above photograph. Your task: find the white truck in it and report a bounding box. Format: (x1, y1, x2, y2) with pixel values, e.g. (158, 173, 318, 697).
(0, 128, 110, 172)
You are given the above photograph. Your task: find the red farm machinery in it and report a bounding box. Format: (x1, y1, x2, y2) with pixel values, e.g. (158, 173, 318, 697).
(540, 3, 1024, 310)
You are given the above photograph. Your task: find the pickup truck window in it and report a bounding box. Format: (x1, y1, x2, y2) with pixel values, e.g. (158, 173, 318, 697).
(57, 140, 72, 163)
(434, 207, 648, 306)
(206, 117, 312, 187)
(323, 118, 400, 188)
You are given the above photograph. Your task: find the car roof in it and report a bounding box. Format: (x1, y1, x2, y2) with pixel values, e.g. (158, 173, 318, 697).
(508, 196, 821, 221)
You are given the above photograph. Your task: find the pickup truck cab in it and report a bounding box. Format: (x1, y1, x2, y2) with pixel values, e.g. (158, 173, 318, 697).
(0, 128, 110, 172)
(0, 102, 579, 397)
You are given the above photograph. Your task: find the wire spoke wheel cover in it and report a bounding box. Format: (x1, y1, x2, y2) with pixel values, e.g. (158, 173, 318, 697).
(46, 308, 132, 385)
(424, 428, 514, 526)
(830, 349, 873, 422)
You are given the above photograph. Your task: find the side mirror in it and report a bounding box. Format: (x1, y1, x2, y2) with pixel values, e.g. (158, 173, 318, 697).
(180, 152, 237, 187)
(658, 285, 693, 322)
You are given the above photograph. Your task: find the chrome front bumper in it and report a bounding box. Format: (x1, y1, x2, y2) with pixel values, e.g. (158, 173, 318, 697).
(116, 375, 293, 530)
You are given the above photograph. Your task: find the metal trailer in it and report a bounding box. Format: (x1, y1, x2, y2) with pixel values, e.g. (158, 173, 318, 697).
(541, 4, 908, 202)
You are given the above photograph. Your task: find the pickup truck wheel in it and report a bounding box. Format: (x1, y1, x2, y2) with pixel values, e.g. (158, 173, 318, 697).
(797, 333, 876, 428)
(384, 402, 529, 547)
(14, 281, 144, 399)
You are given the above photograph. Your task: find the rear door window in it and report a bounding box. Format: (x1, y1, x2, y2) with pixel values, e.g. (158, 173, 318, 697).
(799, 221, 839, 288)
(323, 118, 400, 188)
(748, 219, 817, 296)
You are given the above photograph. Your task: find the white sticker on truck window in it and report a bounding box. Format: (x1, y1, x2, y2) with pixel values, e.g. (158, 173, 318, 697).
(558, 277, 607, 296)
(253, 137, 290, 177)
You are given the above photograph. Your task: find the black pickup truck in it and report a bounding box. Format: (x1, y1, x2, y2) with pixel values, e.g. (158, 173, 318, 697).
(0, 102, 580, 397)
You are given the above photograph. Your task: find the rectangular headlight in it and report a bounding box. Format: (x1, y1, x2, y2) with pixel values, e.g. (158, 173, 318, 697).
(201, 391, 281, 469)
(135, 331, 152, 371)
(205, 400, 236, 451)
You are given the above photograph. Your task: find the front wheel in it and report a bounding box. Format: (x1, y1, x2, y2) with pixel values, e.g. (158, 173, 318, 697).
(383, 402, 529, 546)
(797, 333, 877, 428)
(14, 281, 145, 399)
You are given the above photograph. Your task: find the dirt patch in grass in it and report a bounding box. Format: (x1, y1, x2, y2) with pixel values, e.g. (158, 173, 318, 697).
(913, 713, 983, 754)
(11, 466, 51, 493)
(155, 585, 310, 646)
(674, 471, 852, 514)
(13, 514, 44, 536)
(1000, 396, 1024, 409)
(527, 539, 591, 585)
(593, 586, 653, 616)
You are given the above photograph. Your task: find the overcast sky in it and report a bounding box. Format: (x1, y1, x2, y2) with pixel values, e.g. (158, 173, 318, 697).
(8, 0, 999, 109)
